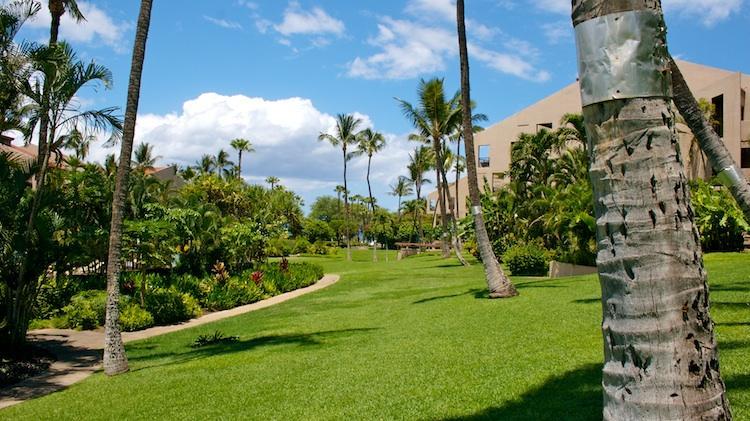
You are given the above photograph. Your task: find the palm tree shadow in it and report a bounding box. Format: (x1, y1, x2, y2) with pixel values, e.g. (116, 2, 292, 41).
(439, 364, 602, 421)
(413, 289, 483, 304)
(127, 328, 380, 372)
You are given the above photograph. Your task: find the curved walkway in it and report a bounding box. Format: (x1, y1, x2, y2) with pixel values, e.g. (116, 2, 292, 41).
(0, 274, 340, 410)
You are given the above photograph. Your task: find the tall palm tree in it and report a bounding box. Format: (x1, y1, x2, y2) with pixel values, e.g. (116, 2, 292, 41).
(265, 175, 280, 189)
(407, 145, 433, 242)
(456, 0, 517, 298)
(47, 0, 84, 45)
(214, 149, 233, 179)
(572, 1, 730, 417)
(318, 113, 362, 261)
(389, 176, 413, 222)
(352, 128, 386, 213)
(334, 184, 346, 212)
(397, 79, 467, 264)
(230, 138, 253, 178)
(104, 0, 153, 377)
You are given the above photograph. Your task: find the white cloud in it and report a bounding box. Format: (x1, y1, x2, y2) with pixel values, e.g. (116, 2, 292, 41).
(346, 17, 548, 82)
(25, 1, 131, 50)
(541, 21, 571, 44)
(203, 16, 243, 30)
(406, 0, 456, 21)
(86, 93, 413, 210)
(531, 0, 742, 26)
(274, 1, 345, 36)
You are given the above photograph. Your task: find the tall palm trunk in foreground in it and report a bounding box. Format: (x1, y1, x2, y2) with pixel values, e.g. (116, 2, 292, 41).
(104, 0, 153, 376)
(669, 57, 750, 222)
(572, 1, 730, 418)
(456, 0, 516, 298)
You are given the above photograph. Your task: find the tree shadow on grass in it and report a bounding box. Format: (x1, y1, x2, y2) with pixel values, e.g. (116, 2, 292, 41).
(719, 339, 750, 351)
(439, 364, 602, 420)
(711, 285, 750, 293)
(413, 289, 483, 304)
(127, 328, 380, 372)
(711, 301, 750, 310)
(573, 298, 600, 305)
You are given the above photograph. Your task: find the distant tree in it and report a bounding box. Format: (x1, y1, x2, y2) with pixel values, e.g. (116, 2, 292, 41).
(266, 176, 280, 189)
(352, 128, 386, 213)
(389, 176, 414, 222)
(214, 149, 234, 179)
(230, 138, 254, 178)
(318, 114, 362, 261)
(195, 154, 214, 175)
(407, 146, 433, 242)
(132, 142, 159, 170)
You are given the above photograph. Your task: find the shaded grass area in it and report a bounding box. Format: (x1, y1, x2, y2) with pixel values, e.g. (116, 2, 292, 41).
(2, 251, 749, 420)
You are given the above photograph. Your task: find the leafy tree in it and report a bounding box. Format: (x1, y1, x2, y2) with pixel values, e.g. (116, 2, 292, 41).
(318, 114, 362, 260)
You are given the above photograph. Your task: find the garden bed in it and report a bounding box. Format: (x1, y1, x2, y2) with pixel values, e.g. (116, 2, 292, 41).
(0, 346, 55, 388)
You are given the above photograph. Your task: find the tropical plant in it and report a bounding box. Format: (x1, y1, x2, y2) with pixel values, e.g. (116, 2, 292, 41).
(397, 78, 467, 264)
(214, 149, 234, 179)
(132, 142, 159, 170)
(456, 0, 516, 297)
(352, 128, 386, 213)
(265, 176, 279, 189)
(571, 2, 730, 417)
(230, 138, 254, 178)
(195, 154, 215, 175)
(104, 0, 153, 377)
(318, 114, 362, 261)
(389, 176, 413, 222)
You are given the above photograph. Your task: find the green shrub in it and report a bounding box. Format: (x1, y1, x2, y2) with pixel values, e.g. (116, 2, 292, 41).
(204, 278, 263, 311)
(266, 238, 294, 257)
(170, 274, 206, 302)
(503, 243, 549, 276)
(311, 240, 331, 255)
(144, 288, 201, 325)
(690, 179, 749, 252)
(293, 237, 312, 254)
(119, 304, 154, 332)
(62, 290, 108, 330)
(463, 238, 480, 261)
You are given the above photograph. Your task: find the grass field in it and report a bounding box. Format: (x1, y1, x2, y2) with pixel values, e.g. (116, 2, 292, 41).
(3, 250, 749, 420)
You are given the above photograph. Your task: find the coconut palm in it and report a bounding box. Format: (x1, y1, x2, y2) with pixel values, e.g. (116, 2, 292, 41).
(397, 78, 467, 264)
(266, 175, 280, 189)
(407, 146, 433, 242)
(132, 142, 159, 170)
(456, 0, 517, 297)
(214, 149, 234, 179)
(334, 184, 346, 212)
(389, 176, 413, 222)
(104, 0, 153, 377)
(318, 113, 362, 261)
(572, 1, 730, 417)
(352, 128, 386, 213)
(230, 138, 254, 178)
(47, 0, 84, 45)
(195, 154, 214, 175)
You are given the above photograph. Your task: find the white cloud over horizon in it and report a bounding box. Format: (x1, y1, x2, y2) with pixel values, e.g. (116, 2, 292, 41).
(274, 1, 345, 37)
(204, 16, 243, 30)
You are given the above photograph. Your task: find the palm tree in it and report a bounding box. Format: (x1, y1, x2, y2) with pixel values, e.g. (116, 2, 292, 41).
(572, 1, 730, 417)
(352, 128, 386, 213)
(397, 79, 467, 264)
(195, 154, 214, 175)
(266, 175, 280, 189)
(407, 146, 433, 242)
(318, 114, 362, 261)
(389, 176, 414, 222)
(214, 149, 233, 178)
(334, 184, 346, 212)
(230, 138, 253, 178)
(104, 0, 153, 377)
(132, 142, 159, 170)
(456, 0, 517, 298)
(47, 0, 84, 45)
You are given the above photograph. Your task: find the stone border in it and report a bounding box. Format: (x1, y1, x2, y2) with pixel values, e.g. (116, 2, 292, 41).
(0, 274, 340, 410)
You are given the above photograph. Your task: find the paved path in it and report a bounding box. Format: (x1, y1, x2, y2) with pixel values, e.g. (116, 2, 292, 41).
(0, 274, 340, 410)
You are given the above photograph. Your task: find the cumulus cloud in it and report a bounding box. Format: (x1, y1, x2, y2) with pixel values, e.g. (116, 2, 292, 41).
(87, 93, 413, 210)
(531, 0, 742, 26)
(25, 1, 131, 50)
(541, 20, 572, 44)
(274, 1, 345, 36)
(346, 17, 549, 82)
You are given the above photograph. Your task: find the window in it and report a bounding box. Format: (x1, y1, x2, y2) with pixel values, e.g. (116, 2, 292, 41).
(536, 122, 553, 132)
(478, 145, 490, 168)
(712, 95, 724, 138)
(741, 89, 746, 121)
(742, 148, 750, 169)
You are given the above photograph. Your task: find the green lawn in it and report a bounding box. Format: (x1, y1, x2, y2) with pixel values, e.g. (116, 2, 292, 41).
(3, 251, 749, 420)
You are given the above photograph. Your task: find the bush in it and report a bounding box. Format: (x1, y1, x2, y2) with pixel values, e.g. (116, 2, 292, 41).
(463, 238, 480, 261)
(266, 238, 294, 257)
(310, 240, 331, 255)
(119, 304, 154, 332)
(690, 179, 749, 252)
(503, 243, 549, 276)
(62, 290, 108, 330)
(204, 277, 263, 311)
(144, 288, 201, 326)
(293, 237, 312, 254)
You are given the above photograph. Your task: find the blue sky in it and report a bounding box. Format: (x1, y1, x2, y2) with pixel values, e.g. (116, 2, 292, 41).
(14, 0, 750, 211)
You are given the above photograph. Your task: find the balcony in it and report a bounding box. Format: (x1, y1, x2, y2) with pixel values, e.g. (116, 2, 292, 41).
(478, 158, 490, 168)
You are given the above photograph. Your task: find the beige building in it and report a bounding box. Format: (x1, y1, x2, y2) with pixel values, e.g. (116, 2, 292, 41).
(428, 60, 750, 219)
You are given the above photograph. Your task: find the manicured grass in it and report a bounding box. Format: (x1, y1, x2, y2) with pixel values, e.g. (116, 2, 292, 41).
(3, 250, 749, 420)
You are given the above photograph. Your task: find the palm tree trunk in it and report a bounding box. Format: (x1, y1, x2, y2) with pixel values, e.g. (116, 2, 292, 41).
(455, 138, 461, 218)
(343, 146, 351, 261)
(438, 158, 468, 266)
(237, 150, 242, 179)
(103, 0, 153, 377)
(416, 180, 425, 242)
(669, 56, 750, 222)
(432, 153, 451, 257)
(48, 0, 63, 44)
(572, 1, 730, 418)
(366, 154, 375, 214)
(456, 0, 516, 297)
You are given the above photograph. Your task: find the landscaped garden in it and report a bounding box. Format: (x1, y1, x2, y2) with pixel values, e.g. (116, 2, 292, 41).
(2, 250, 747, 420)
